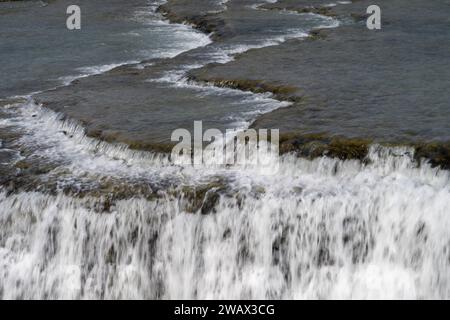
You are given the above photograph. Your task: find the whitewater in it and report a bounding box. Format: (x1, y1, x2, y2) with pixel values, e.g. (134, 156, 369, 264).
(0, 0, 449, 300)
(1, 101, 449, 299)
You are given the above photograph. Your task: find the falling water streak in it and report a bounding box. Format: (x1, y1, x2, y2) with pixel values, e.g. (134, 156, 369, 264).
(1, 99, 450, 299)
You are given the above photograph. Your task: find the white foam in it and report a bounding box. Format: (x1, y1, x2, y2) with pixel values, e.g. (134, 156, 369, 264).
(58, 63, 133, 86)
(4, 0, 447, 300)
(0, 135, 449, 298)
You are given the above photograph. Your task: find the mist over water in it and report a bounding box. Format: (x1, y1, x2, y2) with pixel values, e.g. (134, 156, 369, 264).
(0, 0, 449, 299)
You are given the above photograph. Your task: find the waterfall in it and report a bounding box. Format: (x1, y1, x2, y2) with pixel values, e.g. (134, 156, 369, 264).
(1, 0, 449, 300)
(1, 127, 449, 298)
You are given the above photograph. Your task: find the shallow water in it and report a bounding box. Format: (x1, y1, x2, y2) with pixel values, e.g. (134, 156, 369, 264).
(198, 0, 450, 143)
(28, 0, 336, 145)
(1, 103, 450, 299)
(0, 0, 209, 98)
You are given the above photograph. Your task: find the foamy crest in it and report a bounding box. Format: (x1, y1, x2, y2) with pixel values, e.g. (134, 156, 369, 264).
(0, 140, 449, 299)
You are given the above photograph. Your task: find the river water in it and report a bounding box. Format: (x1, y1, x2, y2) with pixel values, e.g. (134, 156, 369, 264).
(0, 0, 449, 299)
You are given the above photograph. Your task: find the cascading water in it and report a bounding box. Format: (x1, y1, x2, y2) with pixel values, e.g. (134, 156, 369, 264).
(1, 101, 449, 299)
